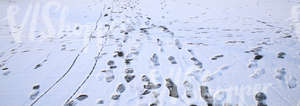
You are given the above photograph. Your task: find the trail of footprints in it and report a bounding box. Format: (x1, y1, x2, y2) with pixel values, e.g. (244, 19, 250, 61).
(68, 27, 285, 106)
(247, 49, 298, 89)
(0, 45, 24, 76)
(80, 23, 298, 106)
(30, 84, 40, 100)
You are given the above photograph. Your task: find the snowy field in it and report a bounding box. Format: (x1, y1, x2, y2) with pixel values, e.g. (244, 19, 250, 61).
(0, 0, 300, 106)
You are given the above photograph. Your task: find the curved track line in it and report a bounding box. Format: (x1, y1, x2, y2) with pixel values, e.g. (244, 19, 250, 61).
(30, 3, 106, 106)
(64, 38, 107, 104)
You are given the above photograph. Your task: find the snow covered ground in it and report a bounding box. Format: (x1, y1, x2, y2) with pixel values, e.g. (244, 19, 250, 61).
(0, 0, 300, 106)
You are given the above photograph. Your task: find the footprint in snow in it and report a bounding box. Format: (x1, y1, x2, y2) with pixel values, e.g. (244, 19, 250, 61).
(187, 49, 195, 56)
(32, 84, 40, 90)
(29, 84, 40, 100)
(111, 94, 120, 100)
(125, 58, 133, 65)
(150, 102, 159, 106)
(183, 81, 194, 99)
(286, 75, 297, 89)
(175, 39, 182, 50)
(124, 68, 135, 83)
(29, 90, 39, 100)
(125, 74, 135, 83)
(165, 78, 179, 98)
(99, 70, 115, 83)
(96, 99, 104, 104)
(202, 71, 223, 82)
(76, 94, 88, 101)
(125, 68, 134, 74)
(156, 39, 164, 52)
(10, 49, 16, 54)
(213, 90, 227, 105)
(249, 68, 265, 79)
(254, 54, 263, 60)
(190, 57, 203, 68)
(61, 44, 66, 51)
(22, 50, 30, 53)
(150, 53, 160, 66)
(200, 86, 213, 105)
(255, 92, 267, 106)
(274, 68, 286, 81)
(113, 51, 124, 58)
(105, 75, 115, 83)
(34, 64, 42, 69)
(107, 60, 115, 66)
(168, 56, 177, 64)
(203, 66, 228, 82)
(109, 65, 117, 69)
(141, 89, 151, 95)
(277, 52, 286, 59)
(116, 83, 126, 94)
(34, 59, 47, 69)
(211, 54, 224, 60)
(131, 47, 140, 55)
(144, 82, 161, 90)
(107, 60, 117, 69)
(141, 75, 151, 82)
(185, 66, 205, 82)
(2, 67, 8, 70)
(218, 65, 230, 71)
(2, 67, 10, 76)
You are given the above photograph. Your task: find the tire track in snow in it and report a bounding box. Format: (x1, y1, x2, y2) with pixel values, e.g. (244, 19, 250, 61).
(64, 3, 116, 103)
(30, 4, 106, 106)
(30, 45, 87, 106)
(64, 37, 107, 105)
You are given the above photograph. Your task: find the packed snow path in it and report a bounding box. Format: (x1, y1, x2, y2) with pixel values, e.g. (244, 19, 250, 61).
(0, 0, 300, 106)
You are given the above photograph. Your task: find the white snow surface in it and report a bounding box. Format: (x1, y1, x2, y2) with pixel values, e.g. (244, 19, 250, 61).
(0, 0, 300, 106)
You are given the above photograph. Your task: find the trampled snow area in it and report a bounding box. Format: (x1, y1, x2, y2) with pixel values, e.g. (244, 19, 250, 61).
(0, 0, 300, 106)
